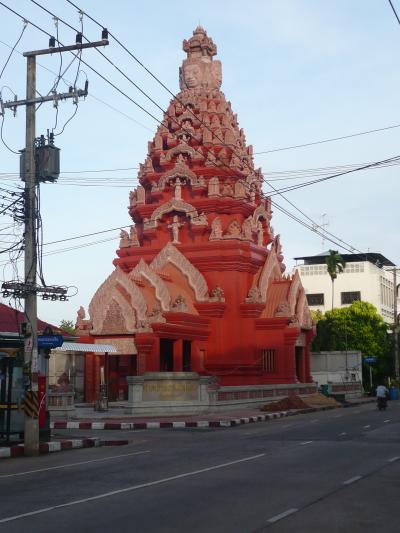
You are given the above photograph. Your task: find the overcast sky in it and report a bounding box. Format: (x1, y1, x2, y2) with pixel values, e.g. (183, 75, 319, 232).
(0, 0, 399, 327)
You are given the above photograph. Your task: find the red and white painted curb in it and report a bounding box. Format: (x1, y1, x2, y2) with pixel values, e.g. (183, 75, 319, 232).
(0, 437, 101, 459)
(0, 436, 130, 460)
(50, 407, 334, 431)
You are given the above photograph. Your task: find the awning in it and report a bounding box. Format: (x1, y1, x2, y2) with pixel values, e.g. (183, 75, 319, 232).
(54, 342, 117, 353)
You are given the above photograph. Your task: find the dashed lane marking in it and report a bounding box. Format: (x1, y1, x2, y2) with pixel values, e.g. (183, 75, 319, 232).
(339, 432, 347, 436)
(267, 508, 298, 523)
(0, 451, 151, 479)
(384, 419, 391, 423)
(0, 453, 266, 523)
(343, 475, 362, 485)
(388, 456, 400, 463)
(363, 425, 371, 429)
(334, 415, 342, 418)
(300, 441, 313, 445)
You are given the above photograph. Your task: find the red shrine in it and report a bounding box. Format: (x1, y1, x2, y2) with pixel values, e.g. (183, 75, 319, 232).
(77, 27, 314, 402)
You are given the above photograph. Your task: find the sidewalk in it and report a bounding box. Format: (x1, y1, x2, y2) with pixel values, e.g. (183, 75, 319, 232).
(51, 397, 376, 431)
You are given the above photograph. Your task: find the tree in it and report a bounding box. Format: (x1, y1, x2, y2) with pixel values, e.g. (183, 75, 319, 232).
(326, 249, 345, 309)
(59, 319, 77, 335)
(312, 301, 393, 387)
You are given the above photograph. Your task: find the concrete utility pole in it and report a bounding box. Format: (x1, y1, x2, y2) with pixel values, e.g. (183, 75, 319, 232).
(393, 268, 399, 380)
(2, 35, 109, 456)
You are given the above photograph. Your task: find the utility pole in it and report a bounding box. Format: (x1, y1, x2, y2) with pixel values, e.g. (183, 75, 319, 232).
(393, 268, 399, 380)
(1, 33, 108, 455)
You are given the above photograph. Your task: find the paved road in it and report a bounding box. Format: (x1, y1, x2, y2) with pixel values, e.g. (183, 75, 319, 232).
(0, 401, 399, 532)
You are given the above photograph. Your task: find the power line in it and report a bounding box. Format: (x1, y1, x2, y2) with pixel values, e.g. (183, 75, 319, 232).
(0, 19, 27, 81)
(388, 0, 400, 25)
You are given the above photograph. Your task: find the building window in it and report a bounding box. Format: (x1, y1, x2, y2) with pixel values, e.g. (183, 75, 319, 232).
(262, 349, 276, 373)
(341, 291, 361, 304)
(306, 293, 324, 306)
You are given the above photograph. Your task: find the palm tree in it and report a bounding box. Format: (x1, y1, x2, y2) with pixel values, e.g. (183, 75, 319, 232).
(326, 250, 346, 310)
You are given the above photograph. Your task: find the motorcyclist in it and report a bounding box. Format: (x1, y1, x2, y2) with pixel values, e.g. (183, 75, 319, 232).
(376, 384, 389, 410)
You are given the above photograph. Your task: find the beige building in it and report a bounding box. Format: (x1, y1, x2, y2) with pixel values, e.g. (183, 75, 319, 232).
(293, 252, 397, 323)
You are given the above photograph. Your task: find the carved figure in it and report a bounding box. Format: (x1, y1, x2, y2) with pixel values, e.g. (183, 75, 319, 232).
(221, 180, 234, 197)
(129, 190, 137, 207)
(130, 225, 140, 247)
(242, 216, 253, 240)
(168, 215, 184, 244)
(119, 229, 130, 248)
(77, 306, 85, 321)
(234, 180, 246, 198)
(210, 285, 225, 301)
(137, 186, 145, 204)
(208, 176, 220, 196)
(174, 178, 182, 201)
(192, 212, 208, 226)
(209, 217, 223, 240)
(246, 286, 262, 303)
(225, 220, 241, 238)
(172, 294, 187, 312)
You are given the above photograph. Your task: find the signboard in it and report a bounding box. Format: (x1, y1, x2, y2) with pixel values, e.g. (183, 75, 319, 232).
(364, 356, 377, 364)
(37, 335, 63, 349)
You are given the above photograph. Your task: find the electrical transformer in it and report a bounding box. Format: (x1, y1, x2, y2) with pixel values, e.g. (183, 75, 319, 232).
(20, 141, 60, 183)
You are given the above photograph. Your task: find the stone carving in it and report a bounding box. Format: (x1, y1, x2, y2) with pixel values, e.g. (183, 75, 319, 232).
(245, 286, 262, 304)
(203, 128, 212, 144)
(208, 176, 220, 196)
(221, 180, 234, 197)
(205, 150, 217, 167)
(89, 267, 148, 334)
(225, 220, 241, 238)
(275, 302, 291, 317)
(130, 225, 140, 247)
(209, 217, 223, 240)
(257, 249, 282, 303)
(130, 258, 171, 311)
(148, 198, 201, 227)
(129, 190, 137, 208)
(210, 285, 225, 302)
(119, 229, 130, 248)
(168, 215, 184, 244)
(150, 242, 209, 301)
(180, 27, 222, 91)
(166, 143, 199, 162)
(144, 156, 154, 173)
(242, 216, 253, 240)
(192, 212, 208, 226)
(234, 180, 246, 198)
(171, 294, 187, 312)
(77, 305, 85, 321)
(174, 177, 182, 200)
(137, 186, 145, 204)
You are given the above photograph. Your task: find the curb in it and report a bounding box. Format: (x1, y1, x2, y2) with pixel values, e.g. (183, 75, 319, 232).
(50, 405, 338, 431)
(0, 437, 129, 460)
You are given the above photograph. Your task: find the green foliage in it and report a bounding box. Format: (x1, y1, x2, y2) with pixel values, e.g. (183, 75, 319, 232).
(310, 309, 324, 323)
(59, 319, 77, 335)
(326, 250, 345, 281)
(312, 300, 394, 385)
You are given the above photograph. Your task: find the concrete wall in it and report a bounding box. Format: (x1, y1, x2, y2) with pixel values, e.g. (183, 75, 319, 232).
(311, 350, 362, 387)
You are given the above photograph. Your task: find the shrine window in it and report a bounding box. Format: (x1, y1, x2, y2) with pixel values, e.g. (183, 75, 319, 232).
(262, 349, 276, 373)
(341, 291, 361, 305)
(306, 293, 324, 306)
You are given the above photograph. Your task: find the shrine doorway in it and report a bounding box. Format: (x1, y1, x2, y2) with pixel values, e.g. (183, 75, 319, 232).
(160, 339, 174, 371)
(107, 354, 136, 401)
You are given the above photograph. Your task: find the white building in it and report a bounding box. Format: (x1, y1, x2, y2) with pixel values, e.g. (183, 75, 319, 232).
(293, 252, 397, 323)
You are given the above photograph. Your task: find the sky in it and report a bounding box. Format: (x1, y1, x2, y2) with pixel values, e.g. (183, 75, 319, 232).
(0, 0, 399, 327)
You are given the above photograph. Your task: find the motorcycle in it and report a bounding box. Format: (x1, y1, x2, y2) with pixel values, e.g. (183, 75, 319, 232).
(377, 396, 388, 410)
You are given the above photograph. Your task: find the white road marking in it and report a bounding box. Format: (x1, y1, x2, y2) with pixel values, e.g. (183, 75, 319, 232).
(384, 419, 391, 423)
(339, 432, 347, 436)
(0, 453, 266, 523)
(363, 425, 371, 429)
(267, 508, 298, 523)
(310, 419, 319, 423)
(343, 475, 362, 485)
(300, 441, 313, 445)
(0, 451, 151, 479)
(388, 456, 400, 463)
(334, 414, 342, 418)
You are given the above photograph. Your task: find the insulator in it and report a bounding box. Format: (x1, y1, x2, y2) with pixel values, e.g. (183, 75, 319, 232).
(49, 36, 56, 48)
(102, 28, 108, 40)
(76, 32, 83, 44)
